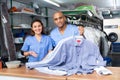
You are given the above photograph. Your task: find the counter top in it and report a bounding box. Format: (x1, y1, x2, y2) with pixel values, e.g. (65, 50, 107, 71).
(67, 67, 120, 80)
(0, 66, 120, 80)
(0, 66, 67, 80)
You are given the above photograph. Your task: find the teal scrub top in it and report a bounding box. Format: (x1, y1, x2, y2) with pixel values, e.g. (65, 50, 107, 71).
(50, 24, 80, 46)
(21, 35, 53, 62)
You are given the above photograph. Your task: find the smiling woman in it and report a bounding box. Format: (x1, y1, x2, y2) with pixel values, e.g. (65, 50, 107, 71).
(21, 19, 53, 62)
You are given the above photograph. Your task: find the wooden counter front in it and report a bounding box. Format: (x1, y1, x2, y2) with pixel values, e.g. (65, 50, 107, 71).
(0, 66, 66, 80)
(67, 67, 120, 80)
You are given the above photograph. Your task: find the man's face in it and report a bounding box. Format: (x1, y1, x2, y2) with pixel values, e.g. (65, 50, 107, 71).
(53, 12, 66, 28)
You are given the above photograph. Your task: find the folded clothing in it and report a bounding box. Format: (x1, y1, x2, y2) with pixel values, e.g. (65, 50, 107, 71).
(94, 66, 112, 75)
(35, 67, 67, 76)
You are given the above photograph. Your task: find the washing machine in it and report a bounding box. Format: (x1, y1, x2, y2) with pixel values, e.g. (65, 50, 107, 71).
(103, 19, 120, 52)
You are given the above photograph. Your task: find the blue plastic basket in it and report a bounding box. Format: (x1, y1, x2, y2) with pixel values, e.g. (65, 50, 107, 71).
(111, 42, 120, 52)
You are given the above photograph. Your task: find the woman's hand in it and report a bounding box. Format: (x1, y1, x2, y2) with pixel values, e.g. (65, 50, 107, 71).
(29, 51, 38, 57)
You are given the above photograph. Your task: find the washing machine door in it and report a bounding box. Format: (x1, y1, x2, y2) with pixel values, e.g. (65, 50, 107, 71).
(108, 32, 118, 42)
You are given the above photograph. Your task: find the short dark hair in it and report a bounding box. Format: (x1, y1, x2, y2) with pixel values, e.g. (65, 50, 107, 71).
(30, 19, 45, 36)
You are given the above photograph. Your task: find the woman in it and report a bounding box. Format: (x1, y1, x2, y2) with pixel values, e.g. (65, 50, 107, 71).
(21, 19, 53, 62)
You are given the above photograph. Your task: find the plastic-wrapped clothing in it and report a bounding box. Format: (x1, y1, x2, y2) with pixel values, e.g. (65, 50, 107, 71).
(95, 29, 109, 57)
(26, 36, 106, 75)
(84, 27, 109, 57)
(84, 27, 100, 46)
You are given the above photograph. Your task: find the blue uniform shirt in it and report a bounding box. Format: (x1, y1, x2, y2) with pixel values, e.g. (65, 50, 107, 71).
(50, 24, 79, 46)
(21, 35, 53, 62)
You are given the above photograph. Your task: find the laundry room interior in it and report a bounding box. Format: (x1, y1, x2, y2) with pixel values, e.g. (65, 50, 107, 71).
(0, 0, 120, 80)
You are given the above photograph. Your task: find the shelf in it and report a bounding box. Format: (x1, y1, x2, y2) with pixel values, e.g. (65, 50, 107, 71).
(13, 26, 31, 29)
(14, 42, 23, 45)
(61, 10, 92, 16)
(10, 12, 49, 18)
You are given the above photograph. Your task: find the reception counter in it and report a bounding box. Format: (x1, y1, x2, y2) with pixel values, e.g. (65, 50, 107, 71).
(0, 66, 120, 80)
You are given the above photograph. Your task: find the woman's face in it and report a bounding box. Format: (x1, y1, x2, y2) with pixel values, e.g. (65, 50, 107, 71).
(32, 21, 42, 35)
(78, 26, 84, 35)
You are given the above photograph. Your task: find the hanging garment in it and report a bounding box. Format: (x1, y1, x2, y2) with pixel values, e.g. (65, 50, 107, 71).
(84, 27, 100, 46)
(84, 27, 109, 57)
(0, 3, 16, 60)
(26, 36, 106, 75)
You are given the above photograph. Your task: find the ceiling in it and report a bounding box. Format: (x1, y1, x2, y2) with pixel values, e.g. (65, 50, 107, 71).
(12, 0, 120, 10)
(52, 0, 120, 10)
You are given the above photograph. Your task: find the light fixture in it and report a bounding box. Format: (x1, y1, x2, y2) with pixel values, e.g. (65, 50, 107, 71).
(43, 0, 60, 7)
(113, 0, 116, 9)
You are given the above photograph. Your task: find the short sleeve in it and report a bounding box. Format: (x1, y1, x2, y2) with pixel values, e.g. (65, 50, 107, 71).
(21, 36, 30, 52)
(47, 36, 53, 50)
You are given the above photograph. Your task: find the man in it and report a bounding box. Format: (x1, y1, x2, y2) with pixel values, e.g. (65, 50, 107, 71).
(50, 11, 80, 47)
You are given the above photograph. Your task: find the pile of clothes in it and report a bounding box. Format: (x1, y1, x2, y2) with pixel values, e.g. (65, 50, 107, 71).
(26, 36, 110, 75)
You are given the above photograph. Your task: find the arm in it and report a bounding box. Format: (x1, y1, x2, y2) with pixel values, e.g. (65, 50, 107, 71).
(21, 36, 38, 57)
(23, 51, 38, 57)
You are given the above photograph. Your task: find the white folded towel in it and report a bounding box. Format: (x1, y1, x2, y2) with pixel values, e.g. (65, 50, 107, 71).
(94, 66, 112, 75)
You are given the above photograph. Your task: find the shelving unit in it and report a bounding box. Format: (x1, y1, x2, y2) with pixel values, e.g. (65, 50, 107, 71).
(62, 10, 103, 30)
(9, 0, 49, 59)
(10, 12, 48, 18)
